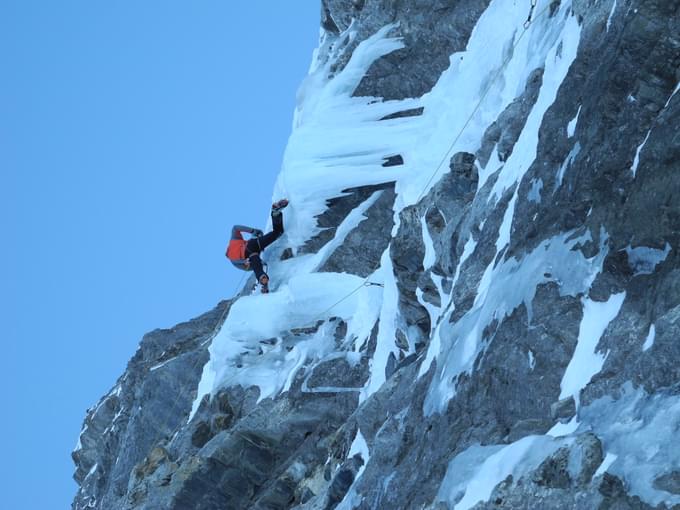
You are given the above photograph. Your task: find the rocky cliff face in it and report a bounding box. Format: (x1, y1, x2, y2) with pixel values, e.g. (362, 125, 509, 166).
(73, 1, 680, 509)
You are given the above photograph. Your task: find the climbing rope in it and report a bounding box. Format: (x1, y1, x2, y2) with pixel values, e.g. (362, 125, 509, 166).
(287, 0, 558, 326)
(414, 0, 551, 204)
(141, 1, 558, 446)
(525, 0, 538, 29)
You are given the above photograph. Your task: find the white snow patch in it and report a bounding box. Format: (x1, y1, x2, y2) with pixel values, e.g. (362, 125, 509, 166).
(606, 0, 617, 31)
(348, 428, 370, 478)
(361, 250, 400, 402)
(567, 105, 581, 137)
(495, 191, 517, 254)
(419, 321, 445, 378)
(74, 424, 88, 452)
(419, 233, 479, 378)
(559, 292, 626, 406)
(580, 383, 680, 506)
(425, 229, 608, 415)
(594, 452, 618, 477)
(490, 9, 582, 202)
(455, 235, 478, 289)
(642, 324, 655, 351)
(625, 243, 671, 275)
(336, 429, 371, 510)
(631, 130, 651, 177)
(421, 214, 437, 271)
(527, 178, 543, 203)
(664, 81, 680, 109)
(85, 463, 98, 480)
(150, 356, 178, 372)
(417, 287, 440, 336)
(437, 436, 564, 509)
(547, 416, 579, 437)
(528, 350, 536, 370)
(555, 141, 581, 189)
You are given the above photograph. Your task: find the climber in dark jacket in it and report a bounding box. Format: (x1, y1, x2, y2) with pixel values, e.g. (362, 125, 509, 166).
(226, 199, 288, 293)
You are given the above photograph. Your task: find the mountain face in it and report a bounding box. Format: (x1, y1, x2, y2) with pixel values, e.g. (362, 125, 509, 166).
(72, 0, 680, 509)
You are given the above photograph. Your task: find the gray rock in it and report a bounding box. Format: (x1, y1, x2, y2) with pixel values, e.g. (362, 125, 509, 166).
(550, 396, 576, 423)
(319, 185, 396, 277)
(568, 433, 604, 487)
(654, 471, 680, 496)
(322, 0, 492, 100)
(534, 447, 572, 489)
(477, 68, 545, 167)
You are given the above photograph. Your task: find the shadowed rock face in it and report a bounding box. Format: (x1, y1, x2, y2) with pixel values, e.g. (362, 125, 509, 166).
(322, 0, 492, 100)
(73, 1, 680, 509)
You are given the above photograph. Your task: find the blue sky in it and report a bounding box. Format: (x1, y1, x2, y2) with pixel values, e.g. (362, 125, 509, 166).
(1, 2, 319, 508)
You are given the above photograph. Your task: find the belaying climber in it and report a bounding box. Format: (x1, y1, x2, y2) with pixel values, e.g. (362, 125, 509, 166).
(226, 199, 289, 293)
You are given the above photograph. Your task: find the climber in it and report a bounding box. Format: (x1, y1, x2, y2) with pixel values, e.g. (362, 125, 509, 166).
(226, 199, 289, 293)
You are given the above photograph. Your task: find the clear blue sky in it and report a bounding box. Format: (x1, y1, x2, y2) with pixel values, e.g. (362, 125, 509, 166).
(1, 2, 319, 508)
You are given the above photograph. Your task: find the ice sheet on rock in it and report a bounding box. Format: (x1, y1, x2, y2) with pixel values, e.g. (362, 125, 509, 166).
(335, 429, 371, 510)
(594, 452, 618, 477)
(419, 320, 445, 378)
(277, 24, 423, 252)
(559, 292, 625, 407)
(195, 0, 587, 417)
(437, 435, 565, 510)
(631, 130, 651, 177)
(85, 463, 98, 480)
(606, 0, 618, 31)
(421, 214, 437, 271)
(625, 243, 671, 276)
(555, 141, 581, 189)
(418, 234, 477, 378)
(258, 192, 386, 297)
(190, 272, 381, 419)
(579, 383, 680, 507)
(348, 428, 370, 480)
(567, 106, 581, 137)
(547, 415, 579, 437)
(490, 7, 582, 203)
(431, 273, 448, 309)
(405, 0, 580, 206)
(424, 229, 608, 415)
(74, 424, 88, 453)
(664, 81, 680, 109)
(483, 2, 582, 259)
(495, 190, 517, 253)
(527, 177, 543, 203)
(440, 385, 680, 508)
(417, 287, 440, 338)
(478, 148, 503, 191)
(642, 324, 655, 351)
(450, 235, 479, 306)
(361, 250, 400, 402)
(219, 274, 366, 343)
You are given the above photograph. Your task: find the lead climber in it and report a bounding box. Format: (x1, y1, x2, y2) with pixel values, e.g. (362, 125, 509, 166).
(226, 199, 289, 293)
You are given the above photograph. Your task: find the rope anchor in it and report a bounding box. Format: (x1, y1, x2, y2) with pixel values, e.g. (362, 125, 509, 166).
(364, 281, 385, 288)
(524, 0, 538, 29)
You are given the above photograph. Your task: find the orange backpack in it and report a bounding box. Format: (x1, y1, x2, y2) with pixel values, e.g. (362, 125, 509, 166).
(226, 239, 247, 261)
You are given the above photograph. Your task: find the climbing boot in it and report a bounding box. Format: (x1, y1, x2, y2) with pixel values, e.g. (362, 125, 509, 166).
(272, 199, 289, 213)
